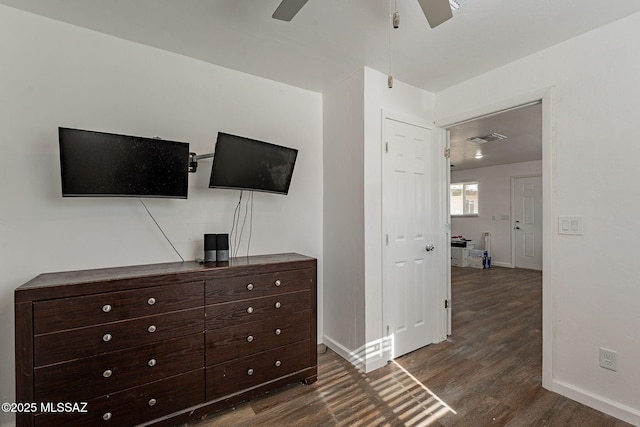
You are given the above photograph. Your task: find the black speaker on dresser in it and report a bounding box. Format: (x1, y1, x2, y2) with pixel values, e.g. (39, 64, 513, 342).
(204, 234, 217, 263)
(216, 234, 229, 262)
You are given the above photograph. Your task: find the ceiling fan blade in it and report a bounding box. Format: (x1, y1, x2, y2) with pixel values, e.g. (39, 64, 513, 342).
(417, 0, 453, 28)
(272, 0, 309, 21)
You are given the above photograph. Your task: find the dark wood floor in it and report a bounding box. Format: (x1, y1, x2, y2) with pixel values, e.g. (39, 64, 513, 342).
(190, 266, 630, 427)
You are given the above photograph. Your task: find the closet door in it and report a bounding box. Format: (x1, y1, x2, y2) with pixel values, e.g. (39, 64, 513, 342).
(382, 117, 447, 359)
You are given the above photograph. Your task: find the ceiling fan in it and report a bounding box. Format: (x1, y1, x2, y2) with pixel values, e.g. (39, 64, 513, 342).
(272, 0, 453, 28)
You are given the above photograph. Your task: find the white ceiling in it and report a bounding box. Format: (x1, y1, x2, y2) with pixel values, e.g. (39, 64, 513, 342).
(2, 0, 640, 93)
(448, 102, 542, 171)
(2, 0, 636, 170)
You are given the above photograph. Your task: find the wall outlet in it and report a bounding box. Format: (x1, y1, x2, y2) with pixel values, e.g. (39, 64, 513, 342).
(599, 347, 617, 371)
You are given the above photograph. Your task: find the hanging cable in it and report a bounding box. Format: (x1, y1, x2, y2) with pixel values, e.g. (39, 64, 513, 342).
(139, 198, 184, 262)
(246, 192, 254, 258)
(229, 191, 243, 259)
(237, 192, 251, 258)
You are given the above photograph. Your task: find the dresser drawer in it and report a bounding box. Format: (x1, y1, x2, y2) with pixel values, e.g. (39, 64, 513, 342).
(206, 340, 311, 401)
(206, 310, 310, 365)
(34, 333, 204, 402)
(34, 369, 204, 427)
(206, 269, 311, 303)
(35, 308, 204, 366)
(206, 290, 310, 330)
(33, 281, 204, 334)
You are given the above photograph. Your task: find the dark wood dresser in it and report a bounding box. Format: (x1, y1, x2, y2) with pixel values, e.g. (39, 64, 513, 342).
(15, 253, 317, 427)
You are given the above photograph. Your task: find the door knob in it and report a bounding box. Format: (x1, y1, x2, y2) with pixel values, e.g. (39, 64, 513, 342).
(514, 226, 520, 230)
(425, 244, 435, 252)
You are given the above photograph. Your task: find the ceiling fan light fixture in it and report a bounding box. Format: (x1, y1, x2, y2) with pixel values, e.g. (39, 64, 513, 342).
(274, 0, 459, 30)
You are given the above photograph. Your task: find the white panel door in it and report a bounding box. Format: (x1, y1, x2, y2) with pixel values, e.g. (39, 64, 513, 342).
(383, 118, 443, 359)
(513, 175, 543, 270)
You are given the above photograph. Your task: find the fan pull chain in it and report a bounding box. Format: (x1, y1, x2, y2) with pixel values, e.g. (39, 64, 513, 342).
(388, 0, 393, 88)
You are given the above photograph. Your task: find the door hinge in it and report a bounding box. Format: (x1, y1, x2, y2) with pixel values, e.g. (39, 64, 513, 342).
(445, 299, 450, 309)
(443, 147, 451, 158)
(385, 234, 389, 246)
(385, 141, 389, 153)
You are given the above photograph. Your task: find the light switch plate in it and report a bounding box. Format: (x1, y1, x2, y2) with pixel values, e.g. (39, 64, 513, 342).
(558, 216, 583, 235)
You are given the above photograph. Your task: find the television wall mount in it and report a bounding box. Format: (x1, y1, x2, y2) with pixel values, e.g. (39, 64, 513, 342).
(188, 152, 214, 173)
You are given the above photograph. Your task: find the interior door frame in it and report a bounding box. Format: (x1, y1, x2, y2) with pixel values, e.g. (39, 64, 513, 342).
(381, 110, 449, 363)
(435, 87, 553, 390)
(445, 130, 452, 336)
(511, 174, 543, 269)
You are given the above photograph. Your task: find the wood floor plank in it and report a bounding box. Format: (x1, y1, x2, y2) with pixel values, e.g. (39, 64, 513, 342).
(190, 266, 631, 427)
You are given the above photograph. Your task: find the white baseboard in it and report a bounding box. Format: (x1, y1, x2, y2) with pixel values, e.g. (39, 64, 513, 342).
(491, 261, 513, 268)
(322, 335, 365, 372)
(364, 352, 387, 373)
(549, 378, 640, 426)
(322, 335, 388, 373)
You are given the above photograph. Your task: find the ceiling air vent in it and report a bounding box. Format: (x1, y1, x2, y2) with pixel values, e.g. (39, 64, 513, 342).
(466, 132, 507, 144)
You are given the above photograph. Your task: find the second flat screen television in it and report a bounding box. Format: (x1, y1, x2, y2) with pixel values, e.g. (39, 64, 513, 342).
(209, 133, 298, 195)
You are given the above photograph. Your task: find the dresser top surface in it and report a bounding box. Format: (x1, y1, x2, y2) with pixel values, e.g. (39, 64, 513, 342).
(16, 253, 315, 301)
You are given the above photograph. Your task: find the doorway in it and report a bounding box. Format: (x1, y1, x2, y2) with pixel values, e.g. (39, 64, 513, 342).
(438, 88, 552, 388)
(446, 100, 543, 269)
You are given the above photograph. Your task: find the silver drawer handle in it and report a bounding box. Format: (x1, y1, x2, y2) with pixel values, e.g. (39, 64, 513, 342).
(103, 333, 112, 342)
(274, 279, 281, 287)
(246, 307, 254, 314)
(148, 325, 157, 333)
(147, 297, 156, 306)
(247, 368, 254, 376)
(103, 369, 112, 378)
(246, 283, 254, 291)
(148, 358, 156, 367)
(148, 398, 156, 407)
(102, 304, 112, 313)
(275, 328, 282, 335)
(274, 302, 281, 309)
(275, 360, 282, 367)
(247, 335, 254, 342)
(103, 412, 112, 421)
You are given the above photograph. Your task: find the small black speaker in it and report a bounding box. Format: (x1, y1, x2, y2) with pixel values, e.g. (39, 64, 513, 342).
(204, 234, 217, 262)
(216, 233, 229, 262)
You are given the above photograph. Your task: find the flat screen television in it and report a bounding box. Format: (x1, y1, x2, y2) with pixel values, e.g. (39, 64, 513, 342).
(59, 127, 190, 198)
(208, 132, 298, 195)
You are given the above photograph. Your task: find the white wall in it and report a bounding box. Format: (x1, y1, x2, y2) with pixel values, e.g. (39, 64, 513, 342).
(451, 160, 542, 267)
(0, 6, 323, 426)
(436, 12, 640, 425)
(322, 68, 366, 356)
